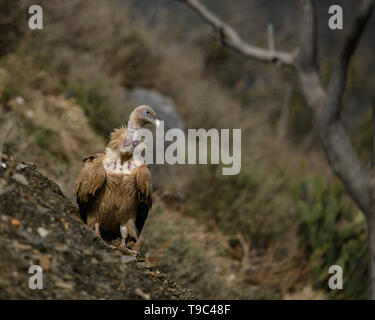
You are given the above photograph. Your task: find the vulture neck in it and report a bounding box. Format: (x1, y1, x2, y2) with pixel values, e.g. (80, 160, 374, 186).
(127, 119, 142, 130)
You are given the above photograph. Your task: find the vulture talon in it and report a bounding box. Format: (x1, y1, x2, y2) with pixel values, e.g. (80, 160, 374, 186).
(118, 243, 139, 256)
(119, 231, 139, 256)
(126, 249, 139, 257)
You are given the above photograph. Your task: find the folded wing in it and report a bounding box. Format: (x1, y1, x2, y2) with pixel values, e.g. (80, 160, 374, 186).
(75, 153, 106, 223)
(127, 163, 153, 241)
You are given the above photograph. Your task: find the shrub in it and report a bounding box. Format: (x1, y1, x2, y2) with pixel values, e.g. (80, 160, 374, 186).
(293, 176, 368, 299)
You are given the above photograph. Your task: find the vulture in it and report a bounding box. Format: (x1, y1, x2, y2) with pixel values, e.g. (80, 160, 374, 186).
(75, 105, 159, 253)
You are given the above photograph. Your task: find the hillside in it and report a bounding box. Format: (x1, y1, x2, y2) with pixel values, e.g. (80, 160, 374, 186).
(0, 155, 192, 299)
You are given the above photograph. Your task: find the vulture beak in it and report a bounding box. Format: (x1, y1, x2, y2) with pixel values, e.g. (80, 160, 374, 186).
(154, 119, 160, 127)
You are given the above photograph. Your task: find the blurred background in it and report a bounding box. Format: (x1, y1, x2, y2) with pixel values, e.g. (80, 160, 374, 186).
(0, 0, 374, 299)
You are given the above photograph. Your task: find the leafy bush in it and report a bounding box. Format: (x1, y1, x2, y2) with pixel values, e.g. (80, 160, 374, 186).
(293, 176, 368, 299)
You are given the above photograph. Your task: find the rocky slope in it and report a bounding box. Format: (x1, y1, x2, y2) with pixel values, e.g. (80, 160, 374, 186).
(0, 154, 192, 299)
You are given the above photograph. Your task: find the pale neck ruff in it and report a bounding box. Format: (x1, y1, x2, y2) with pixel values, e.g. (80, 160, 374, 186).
(104, 147, 122, 173)
(104, 147, 142, 175)
(105, 147, 120, 160)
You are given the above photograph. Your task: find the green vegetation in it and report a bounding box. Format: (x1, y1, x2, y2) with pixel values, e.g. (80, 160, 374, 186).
(294, 176, 368, 299)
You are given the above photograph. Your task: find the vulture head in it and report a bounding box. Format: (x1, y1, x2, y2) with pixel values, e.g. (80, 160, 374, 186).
(128, 105, 160, 129)
(107, 105, 159, 157)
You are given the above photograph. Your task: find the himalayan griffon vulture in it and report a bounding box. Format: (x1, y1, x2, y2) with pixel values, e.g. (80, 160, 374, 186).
(75, 105, 158, 252)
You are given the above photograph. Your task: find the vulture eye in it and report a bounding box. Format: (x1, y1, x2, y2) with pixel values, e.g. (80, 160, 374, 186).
(146, 111, 152, 117)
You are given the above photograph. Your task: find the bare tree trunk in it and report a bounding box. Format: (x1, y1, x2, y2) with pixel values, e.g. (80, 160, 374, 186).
(180, 0, 375, 298)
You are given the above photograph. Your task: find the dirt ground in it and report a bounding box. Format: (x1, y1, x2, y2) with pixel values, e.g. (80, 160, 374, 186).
(0, 154, 192, 299)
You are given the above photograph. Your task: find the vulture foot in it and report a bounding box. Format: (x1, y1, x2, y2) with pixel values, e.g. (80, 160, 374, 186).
(119, 239, 139, 256)
(92, 223, 108, 247)
(118, 225, 139, 256)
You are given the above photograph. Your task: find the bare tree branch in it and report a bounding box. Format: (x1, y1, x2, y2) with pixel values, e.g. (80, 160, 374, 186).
(316, 0, 375, 215)
(180, 0, 296, 66)
(322, 0, 375, 126)
(297, 0, 319, 71)
(318, 121, 371, 215)
(295, 0, 325, 109)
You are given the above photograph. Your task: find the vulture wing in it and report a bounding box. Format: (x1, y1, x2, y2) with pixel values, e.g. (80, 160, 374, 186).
(127, 164, 152, 241)
(75, 153, 106, 223)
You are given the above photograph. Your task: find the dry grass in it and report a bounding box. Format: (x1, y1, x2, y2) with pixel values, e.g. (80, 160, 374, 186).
(141, 199, 277, 299)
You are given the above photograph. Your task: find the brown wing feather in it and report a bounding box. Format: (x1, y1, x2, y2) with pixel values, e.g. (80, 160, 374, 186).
(75, 153, 106, 223)
(127, 164, 152, 241)
(135, 163, 152, 207)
